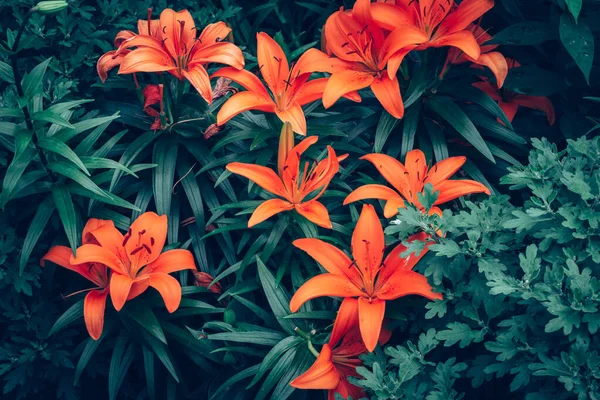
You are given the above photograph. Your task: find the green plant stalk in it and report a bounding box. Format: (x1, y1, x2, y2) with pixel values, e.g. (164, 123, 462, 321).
(294, 327, 320, 358)
(159, 74, 175, 126)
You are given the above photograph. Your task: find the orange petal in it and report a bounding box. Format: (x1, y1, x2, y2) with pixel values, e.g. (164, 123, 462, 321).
(226, 162, 287, 198)
(513, 95, 556, 125)
(248, 198, 294, 227)
(182, 64, 213, 104)
(216, 91, 276, 126)
(433, 179, 491, 205)
(324, 11, 364, 64)
(438, 0, 495, 34)
(380, 25, 429, 69)
(329, 298, 359, 347)
(136, 19, 161, 37)
(110, 273, 135, 311)
(385, 45, 418, 80)
(429, 31, 481, 61)
(275, 102, 307, 136)
(351, 205, 384, 281)
(376, 270, 442, 301)
(474, 52, 509, 88)
(383, 196, 407, 218)
(283, 136, 319, 179)
(189, 42, 244, 70)
(198, 22, 232, 46)
(160, 8, 196, 59)
(370, 75, 405, 119)
(119, 47, 177, 74)
(289, 274, 363, 312)
(360, 154, 411, 199)
(84, 289, 108, 340)
(149, 272, 182, 313)
(257, 32, 289, 95)
(405, 149, 428, 198)
(114, 30, 136, 47)
(378, 232, 431, 284)
(419, 0, 454, 30)
(84, 221, 128, 262)
(344, 184, 399, 205)
(40, 245, 71, 269)
(295, 201, 333, 229)
(472, 81, 501, 101)
(97, 51, 127, 83)
(125, 212, 168, 276)
(127, 277, 151, 300)
(358, 297, 385, 352)
(498, 100, 519, 123)
(294, 78, 328, 107)
(211, 67, 270, 97)
(71, 244, 126, 275)
(424, 156, 467, 187)
(292, 238, 360, 281)
(323, 70, 374, 109)
(371, 2, 414, 30)
(147, 249, 197, 275)
(278, 123, 294, 176)
(82, 219, 116, 243)
(292, 48, 338, 76)
(290, 344, 340, 390)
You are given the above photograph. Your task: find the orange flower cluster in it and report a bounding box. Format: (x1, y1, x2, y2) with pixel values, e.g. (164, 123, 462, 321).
(42, 213, 197, 340)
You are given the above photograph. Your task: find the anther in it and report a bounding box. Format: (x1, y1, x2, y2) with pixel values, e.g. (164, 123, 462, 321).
(143, 244, 152, 254)
(151, 237, 155, 246)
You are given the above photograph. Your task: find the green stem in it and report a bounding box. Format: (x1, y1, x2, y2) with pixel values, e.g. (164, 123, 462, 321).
(159, 74, 175, 126)
(307, 340, 319, 358)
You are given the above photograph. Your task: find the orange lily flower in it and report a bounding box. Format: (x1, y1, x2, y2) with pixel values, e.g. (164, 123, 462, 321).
(97, 8, 161, 82)
(316, 0, 431, 118)
(226, 131, 346, 229)
(443, 24, 508, 87)
(344, 149, 490, 218)
(70, 212, 197, 313)
(212, 33, 359, 135)
(41, 219, 117, 340)
(115, 9, 244, 104)
(290, 204, 441, 352)
(291, 324, 390, 400)
(370, 0, 494, 78)
(473, 59, 555, 125)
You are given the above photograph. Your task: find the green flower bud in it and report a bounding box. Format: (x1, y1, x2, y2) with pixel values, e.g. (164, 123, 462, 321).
(35, 1, 68, 14)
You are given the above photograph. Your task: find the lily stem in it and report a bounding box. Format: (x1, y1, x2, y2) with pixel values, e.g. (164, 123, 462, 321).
(307, 340, 319, 359)
(10, 8, 35, 132)
(294, 327, 320, 358)
(159, 74, 175, 126)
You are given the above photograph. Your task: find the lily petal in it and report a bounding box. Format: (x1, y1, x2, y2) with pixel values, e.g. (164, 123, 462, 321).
(119, 47, 177, 74)
(329, 298, 359, 347)
(160, 9, 196, 59)
(97, 50, 128, 82)
(110, 273, 135, 311)
(323, 70, 374, 109)
(211, 67, 270, 97)
(380, 25, 429, 70)
(498, 100, 519, 123)
(292, 238, 360, 282)
(290, 344, 340, 390)
(275, 102, 307, 136)
(257, 32, 289, 95)
(383, 196, 407, 218)
(149, 272, 182, 313)
(216, 91, 276, 126)
(71, 244, 126, 275)
(125, 212, 168, 276)
(370, 75, 405, 119)
(433, 179, 491, 205)
(378, 232, 431, 284)
(248, 199, 294, 227)
(182, 64, 213, 105)
(385, 45, 418, 80)
(438, 0, 495, 34)
(475, 52, 509, 88)
(428, 30, 481, 61)
(358, 297, 385, 353)
(84, 289, 108, 340)
(344, 184, 399, 205)
(189, 42, 244, 70)
(424, 156, 467, 187)
(127, 277, 151, 300)
(199, 22, 232, 46)
(84, 222, 128, 262)
(147, 249, 197, 275)
(472, 81, 501, 101)
(226, 162, 287, 198)
(351, 205, 384, 281)
(405, 149, 428, 197)
(376, 270, 442, 301)
(290, 274, 364, 313)
(371, 2, 413, 31)
(295, 201, 333, 229)
(360, 154, 411, 201)
(513, 95, 556, 125)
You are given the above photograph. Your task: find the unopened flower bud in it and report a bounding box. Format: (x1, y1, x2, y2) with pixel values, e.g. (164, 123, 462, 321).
(193, 271, 222, 294)
(35, 1, 68, 14)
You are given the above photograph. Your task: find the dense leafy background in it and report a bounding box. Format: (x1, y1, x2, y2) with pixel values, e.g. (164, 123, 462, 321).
(0, 0, 599, 399)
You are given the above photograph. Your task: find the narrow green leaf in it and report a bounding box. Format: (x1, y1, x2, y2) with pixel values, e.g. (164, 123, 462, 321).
(52, 183, 79, 254)
(74, 334, 105, 384)
(0, 60, 14, 83)
(560, 14, 594, 84)
(426, 96, 494, 162)
(565, 0, 582, 22)
(487, 22, 557, 45)
(31, 109, 75, 128)
(256, 257, 298, 334)
(80, 156, 137, 177)
(248, 336, 303, 388)
(210, 365, 260, 400)
(1, 147, 37, 205)
(122, 303, 167, 344)
(373, 111, 399, 153)
(47, 160, 111, 199)
(20, 196, 55, 273)
(208, 331, 286, 346)
(38, 137, 90, 175)
(152, 136, 178, 216)
(400, 103, 420, 159)
(22, 58, 51, 98)
(108, 336, 135, 400)
(142, 348, 156, 400)
(48, 299, 84, 337)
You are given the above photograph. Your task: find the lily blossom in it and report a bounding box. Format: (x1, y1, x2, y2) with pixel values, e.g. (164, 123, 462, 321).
(291, 324, 390, 400)
(70, 212, 197, 313)
(226, 126, 346, 228)
(473, 59, 555, 125)
(212, 33, 359, 135)
(316, 0, 431, 118)
(443, 24, 508, 87)
(290, 204, 441, 352)
(371, 0, 495, 78)
(116, 9, 245, 104)
(41, 219, 116, 340)
(97, 8, 161, 82)
(344, 149, 490, 218)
